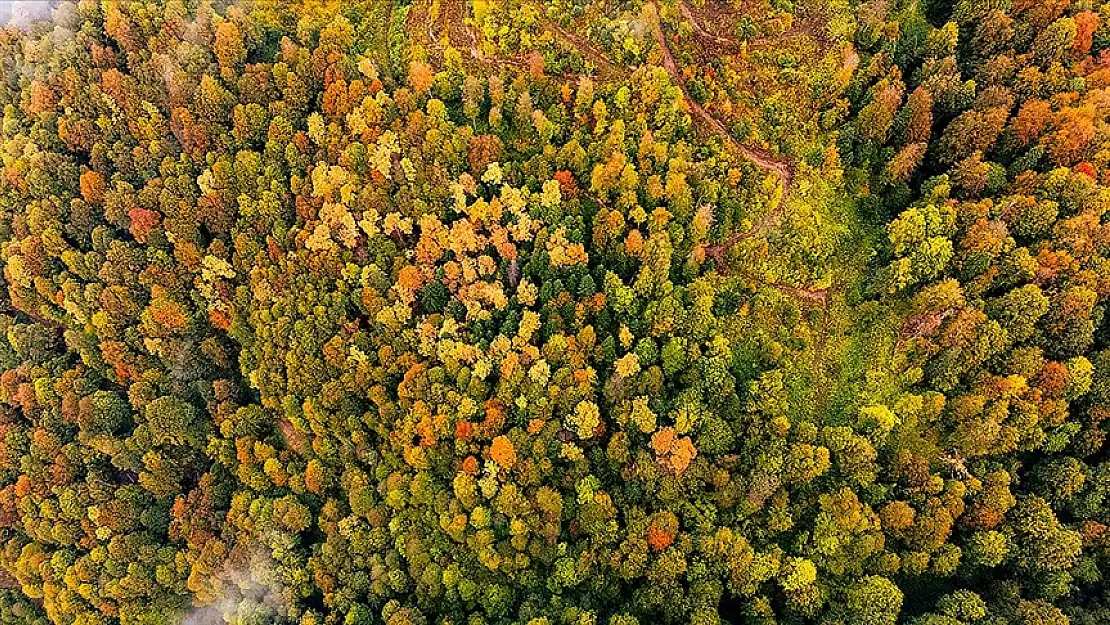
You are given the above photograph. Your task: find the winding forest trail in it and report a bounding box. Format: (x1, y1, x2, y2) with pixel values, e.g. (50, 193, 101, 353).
(677, 2, 746, 54)
(407, 0, 825, 308)
(540, 17, 629, 80)
(408, 0, 529, 71)
(643, 2, 826, 308)
(644, 3, 794, 248)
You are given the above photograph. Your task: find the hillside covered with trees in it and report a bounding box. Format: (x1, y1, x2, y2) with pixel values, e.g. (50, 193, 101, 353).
(0, 0, 1109, 624)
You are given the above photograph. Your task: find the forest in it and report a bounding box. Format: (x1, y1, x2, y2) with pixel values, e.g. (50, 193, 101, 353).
(0, 0, 1109, 623)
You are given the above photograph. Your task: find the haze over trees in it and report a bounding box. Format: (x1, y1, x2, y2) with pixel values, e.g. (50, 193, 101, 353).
(0, 0, 1108, 624)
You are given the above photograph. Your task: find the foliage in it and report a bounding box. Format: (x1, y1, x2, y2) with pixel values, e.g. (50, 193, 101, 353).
(0, 1, 1107, 625)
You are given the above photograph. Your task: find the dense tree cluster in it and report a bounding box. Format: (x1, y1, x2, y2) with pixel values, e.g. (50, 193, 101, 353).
(0, 1, 1106, 625)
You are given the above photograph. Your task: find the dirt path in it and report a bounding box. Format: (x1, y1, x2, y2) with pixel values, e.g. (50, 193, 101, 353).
(405, 0, 820, 307)
(408, 0, 529, 72)
(728, 266, 829, 307)
(540, 18, 628, 79)
(645, 2, 796, 271)
(642, 2, 835, 313)
(678, 2, 744, 54)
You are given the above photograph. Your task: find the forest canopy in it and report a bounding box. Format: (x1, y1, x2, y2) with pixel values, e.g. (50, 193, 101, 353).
(0, 0, 1109, 624)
